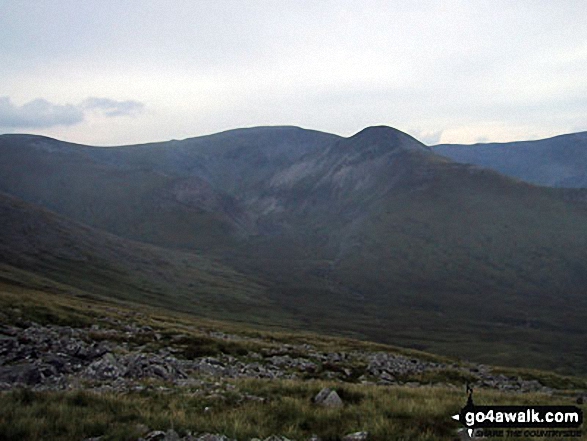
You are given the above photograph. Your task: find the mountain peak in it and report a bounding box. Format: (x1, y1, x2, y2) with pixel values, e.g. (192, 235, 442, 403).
(353, 125, 405, 137)
(342, 125, 428, 153)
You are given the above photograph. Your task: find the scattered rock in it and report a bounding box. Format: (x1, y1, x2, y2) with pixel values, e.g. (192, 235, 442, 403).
(163, 429, 181, 441)
(342, 431, 368, 441)
(378, 370, 395, 384)
(143, 431, 167, 440)
(193, 434, 235, 441)
(0, 321, 557, 396)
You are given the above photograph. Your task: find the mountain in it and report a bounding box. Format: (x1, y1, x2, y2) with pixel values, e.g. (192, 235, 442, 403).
(0, 134, 254, 252)
(433, 131, 587, 187)
(228, 126, 587, 372)
(0, 192, 284, 326)
(1, 126, 587, 374)
(97, 126, 341, 194)
(0, 128, 338, 251)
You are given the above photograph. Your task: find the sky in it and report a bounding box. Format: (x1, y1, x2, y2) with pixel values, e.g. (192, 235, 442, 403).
(1, 0, 586, 146)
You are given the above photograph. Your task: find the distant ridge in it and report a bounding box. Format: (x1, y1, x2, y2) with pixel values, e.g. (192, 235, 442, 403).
(434, 131, 587, 188)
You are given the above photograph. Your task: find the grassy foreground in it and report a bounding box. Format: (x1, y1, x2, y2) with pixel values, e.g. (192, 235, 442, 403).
(2, 382, 581, 441)
(0, 281, 585, 440)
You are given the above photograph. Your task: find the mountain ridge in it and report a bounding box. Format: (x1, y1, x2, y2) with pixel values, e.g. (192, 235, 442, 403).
(2, 126, 587, 373)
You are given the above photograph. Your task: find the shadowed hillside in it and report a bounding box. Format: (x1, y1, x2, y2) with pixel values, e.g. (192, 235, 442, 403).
(0, 192, 285, 326)
(1, 126, 587, 374)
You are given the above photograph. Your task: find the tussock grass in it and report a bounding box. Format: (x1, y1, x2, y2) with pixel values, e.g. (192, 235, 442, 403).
(1, 381, 582, 441)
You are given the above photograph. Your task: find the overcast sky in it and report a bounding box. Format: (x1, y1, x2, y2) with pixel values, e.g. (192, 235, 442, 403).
(1, 0, 586, 146)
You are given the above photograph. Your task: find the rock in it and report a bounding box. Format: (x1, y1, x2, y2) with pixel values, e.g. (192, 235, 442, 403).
(163, 429, 180, 441)
(313, 387, 343, 408)
(342, 431, 368, 441)
(313, 387, 331, 403)
(85, 353, 124, 380)
(0, 362, 43, 385)
(141, 430, 185, 441)
(144, 431, 167, 440)
(378, 370, 395, 384)
(195, 434, 235, 441)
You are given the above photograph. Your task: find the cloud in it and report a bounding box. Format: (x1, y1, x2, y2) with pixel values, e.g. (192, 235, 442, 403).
(81, 97, 144, 117)
(0, 96, 83, 128)
(0, 96, 145, 129)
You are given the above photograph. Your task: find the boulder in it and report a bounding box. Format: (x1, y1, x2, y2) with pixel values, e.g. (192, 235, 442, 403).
(342, 432, 368, 441)
(143, 431, 167, 440)
(313, 387, 343, 408)
(0, 362, 43, 385)
(195, 434, 235, 441)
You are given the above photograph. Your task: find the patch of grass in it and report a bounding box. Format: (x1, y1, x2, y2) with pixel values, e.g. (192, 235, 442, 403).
(402, 368, 479, 387)
(172, 334, 250, 359)
(490, 366, 587, 391)
(1, 381, 582, 441)
(0, 281, 101, 329)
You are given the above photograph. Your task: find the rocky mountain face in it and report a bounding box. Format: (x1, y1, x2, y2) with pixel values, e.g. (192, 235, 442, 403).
(433, 131, 587, 188)
(1, 126, 587, 374)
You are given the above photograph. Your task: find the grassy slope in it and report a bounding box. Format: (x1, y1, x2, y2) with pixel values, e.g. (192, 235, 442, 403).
(0, 281, 585, 441)
(331, 165, 587, 371)
(0, 193, 288, 327)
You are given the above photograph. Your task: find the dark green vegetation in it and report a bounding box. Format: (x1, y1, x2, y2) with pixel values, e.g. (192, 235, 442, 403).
(1, 282, 585, 441)
(1, 126, 587, 374)
(434, 131, 587, 188)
